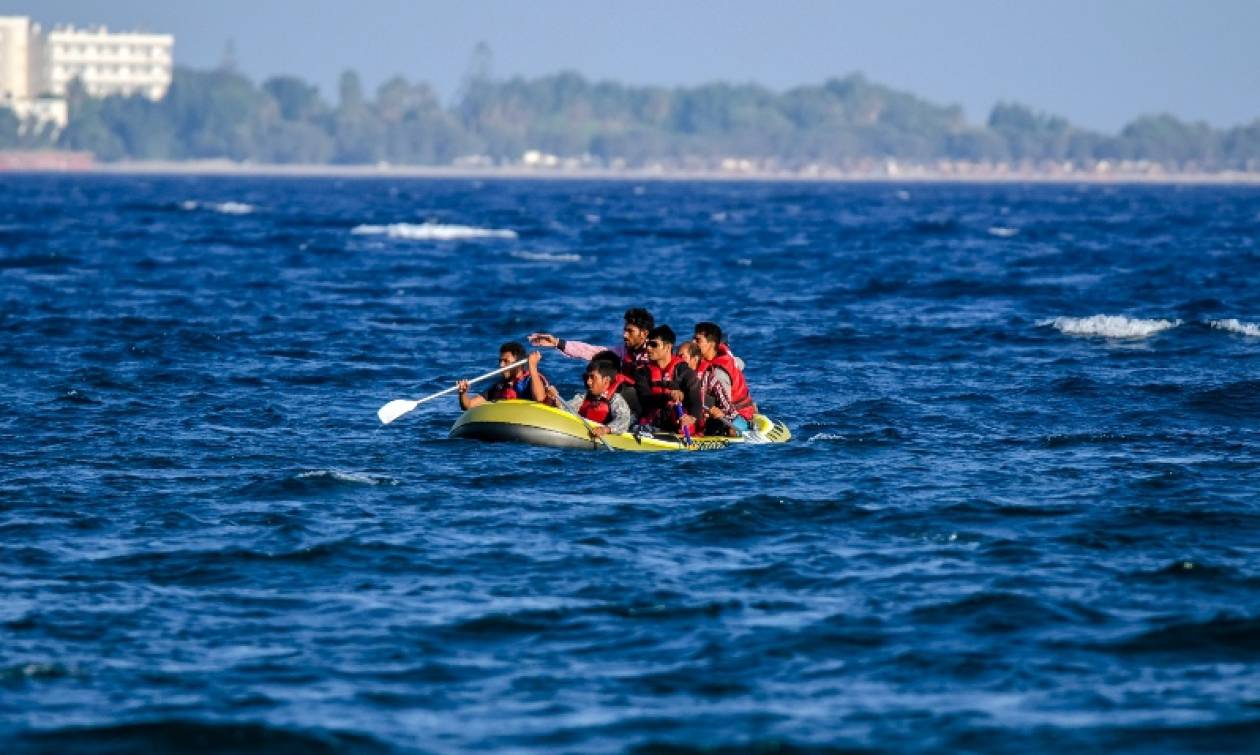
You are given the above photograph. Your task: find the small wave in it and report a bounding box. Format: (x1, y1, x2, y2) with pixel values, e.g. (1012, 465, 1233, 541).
(181, 200, 256, 215)
(294, 469, 397, 486)
(987, 226, 1019, 238)
(351, 222, 517, 240)
(1211, 318, 1260, 337)
(509, 251, 581, 263)
(1040, 315, 1181, 339)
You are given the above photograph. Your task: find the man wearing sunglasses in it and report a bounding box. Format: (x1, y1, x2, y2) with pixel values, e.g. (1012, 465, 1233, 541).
(634, 325, 703, 434)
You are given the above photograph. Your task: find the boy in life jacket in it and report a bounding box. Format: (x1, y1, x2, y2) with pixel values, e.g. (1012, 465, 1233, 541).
(549, 359, 634, 438)
(634, 325, 703, 433)
(692, 322, 758, 434)
(590, 349, 643, 421)
(527, 307, 654, 377)
(457, 342, 549, 410)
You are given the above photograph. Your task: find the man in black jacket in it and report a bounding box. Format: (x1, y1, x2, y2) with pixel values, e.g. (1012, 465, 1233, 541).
(634, 325, 703, 434)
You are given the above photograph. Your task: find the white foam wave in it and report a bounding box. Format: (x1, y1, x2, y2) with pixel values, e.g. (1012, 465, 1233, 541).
(1040, 315, 1181, 339)
(181, 200, 256, 215)
(351, 222, 517, 241)
(988, 226, 1019, 238)
(509, 251, 582, 263)
(296, 469, 398, 486)
(1211, 319, 1260, 337)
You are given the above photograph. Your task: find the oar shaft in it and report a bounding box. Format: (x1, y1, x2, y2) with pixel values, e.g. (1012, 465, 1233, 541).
(412, 357, 528, 407)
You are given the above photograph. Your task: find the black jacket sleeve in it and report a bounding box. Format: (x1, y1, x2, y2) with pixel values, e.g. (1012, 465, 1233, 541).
(678, 364, 704, 420)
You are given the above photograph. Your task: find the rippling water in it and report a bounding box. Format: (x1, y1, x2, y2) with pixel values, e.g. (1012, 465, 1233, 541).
(2, 176, 1260, 753)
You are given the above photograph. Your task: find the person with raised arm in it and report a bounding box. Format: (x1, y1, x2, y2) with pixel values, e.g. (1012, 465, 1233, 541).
(529, 307, 654, 377)
(457, 342, 549, 410)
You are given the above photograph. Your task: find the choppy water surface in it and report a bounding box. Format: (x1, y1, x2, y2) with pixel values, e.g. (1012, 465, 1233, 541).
(2, 176, 1260, 753)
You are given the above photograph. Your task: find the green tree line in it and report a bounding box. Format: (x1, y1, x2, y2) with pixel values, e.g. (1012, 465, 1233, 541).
(3, 66, 1258, 170)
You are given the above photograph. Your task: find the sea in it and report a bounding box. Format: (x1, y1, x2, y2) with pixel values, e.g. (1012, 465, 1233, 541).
(2, 175, 1259, 754)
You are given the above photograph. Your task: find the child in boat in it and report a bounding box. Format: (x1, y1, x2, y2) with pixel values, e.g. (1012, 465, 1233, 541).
(457, 342, 549, 410)
(547, 359, 633, 438)
(527, 307, 654, 376)
(590, 349, 642, 421)
(635, 325, 703, 433)
(679, 341, 741, 437)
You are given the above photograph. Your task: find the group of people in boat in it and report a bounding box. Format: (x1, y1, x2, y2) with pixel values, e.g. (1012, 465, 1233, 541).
(455, 308, 758, 438)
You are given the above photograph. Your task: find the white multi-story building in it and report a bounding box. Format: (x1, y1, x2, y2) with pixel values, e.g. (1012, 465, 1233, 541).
(0, 15, 174, 132)
(40, 25, 174, 100)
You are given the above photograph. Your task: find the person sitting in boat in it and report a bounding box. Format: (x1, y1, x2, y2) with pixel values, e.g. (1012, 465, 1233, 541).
(457, 342, 548, 410)
(635, 325, 703, 433)
(679, 341, 740, 436)
(548, 360, 633, 438)
(528, 307, 654, 377)
(590, 349, 643, 421)
(692, 322, 757, 433)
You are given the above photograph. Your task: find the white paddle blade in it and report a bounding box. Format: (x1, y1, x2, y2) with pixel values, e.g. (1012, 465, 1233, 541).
(377, 399, 419, 425)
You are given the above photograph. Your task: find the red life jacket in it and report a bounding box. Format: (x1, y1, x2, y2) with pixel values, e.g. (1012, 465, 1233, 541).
(579, 387, 615, 424)
(485, 371, 546, 401)
(646, 355, 686, 395)
(700, 345, 756, 420)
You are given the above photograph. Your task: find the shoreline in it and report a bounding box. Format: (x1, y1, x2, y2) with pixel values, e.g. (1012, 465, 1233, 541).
(14, 158, 1260, 185)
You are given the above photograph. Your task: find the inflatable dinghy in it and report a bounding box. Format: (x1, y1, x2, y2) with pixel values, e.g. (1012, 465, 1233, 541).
(449, 399, 790, 452)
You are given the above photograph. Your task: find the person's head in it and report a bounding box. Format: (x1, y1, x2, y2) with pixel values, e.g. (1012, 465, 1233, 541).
(645, 325, 676, 363)
(584, 359, 617, 395)
(499, 341, 527, 378)
(677, 341, 701, 370)
(693, 322, 723, 360)
(623, 307, 654, 351)
(592, 349, 621, 370)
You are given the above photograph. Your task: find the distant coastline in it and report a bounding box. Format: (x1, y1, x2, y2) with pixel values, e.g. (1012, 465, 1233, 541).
(85, 159, 1260, 185)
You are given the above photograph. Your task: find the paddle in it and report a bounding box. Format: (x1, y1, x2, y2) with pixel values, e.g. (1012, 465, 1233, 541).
(377, 358, 528, 425)
(551, 389, 616, 452)
(674, 403, 694, 447)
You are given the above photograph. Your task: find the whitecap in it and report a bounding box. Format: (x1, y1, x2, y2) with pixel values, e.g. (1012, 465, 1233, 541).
(212, 201, 255, 215)
(509, 251, 582, 263)
(1211, 318, 1260, 337)
(296, 470, 398, 486)
(351, 222, 517, 241)
(1039, 315, 1181, 339)
(988, 226, 1019, 238)
(181, 200, 256, 215)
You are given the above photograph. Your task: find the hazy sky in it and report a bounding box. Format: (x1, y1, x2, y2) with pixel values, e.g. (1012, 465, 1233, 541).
(10, 0, 1259, 132)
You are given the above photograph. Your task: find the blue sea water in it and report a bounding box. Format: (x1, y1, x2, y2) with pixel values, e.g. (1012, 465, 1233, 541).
(2, 175, 1259, 753)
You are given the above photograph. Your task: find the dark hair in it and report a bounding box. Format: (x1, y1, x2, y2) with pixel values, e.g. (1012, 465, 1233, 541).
(694, 322, 723, 344)
(591, 349, 621, 368)
(586, 360, 617, 381)
(648, 324, 676, 345)
(624, 308, 654, 332)
(499, 341, 526, 361)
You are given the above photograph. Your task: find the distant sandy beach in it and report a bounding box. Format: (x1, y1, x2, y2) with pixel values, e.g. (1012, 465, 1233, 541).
(91, 159, 1260, 185)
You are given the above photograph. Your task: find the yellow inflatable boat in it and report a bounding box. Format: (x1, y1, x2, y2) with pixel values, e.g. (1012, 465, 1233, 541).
(449, 400, 790, 452)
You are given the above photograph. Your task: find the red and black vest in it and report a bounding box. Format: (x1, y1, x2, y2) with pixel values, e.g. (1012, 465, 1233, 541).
(621, 346, 649, 377)
(700, 345, 756, 420)
(645, 355, 686, 396)
(485, 371, 546, 401)
(579, 387, 616, 424)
